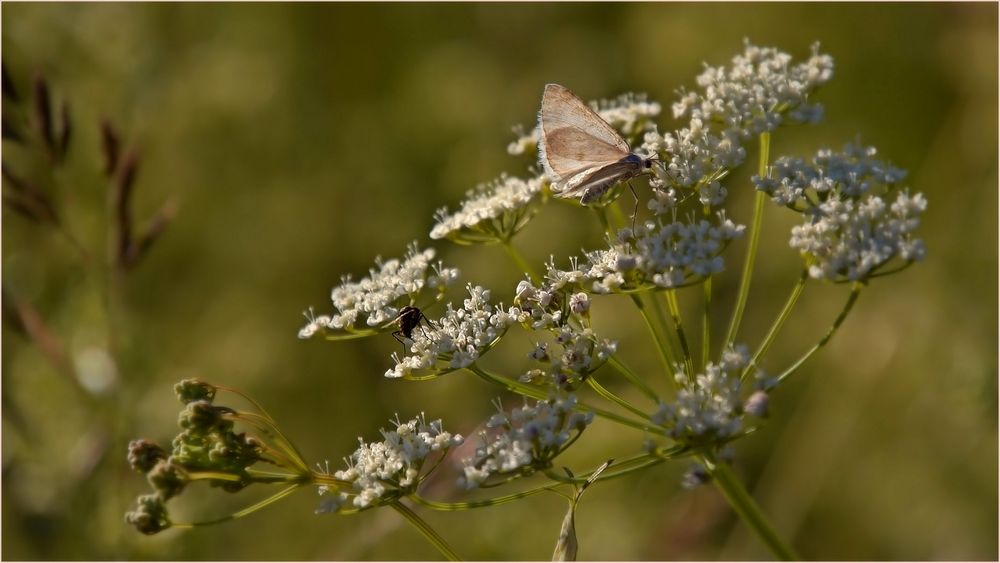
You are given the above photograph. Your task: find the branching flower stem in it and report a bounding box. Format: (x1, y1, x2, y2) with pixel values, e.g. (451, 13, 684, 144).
(466, 365, 663, 433)
(500, 239, 540, 284)
(585, 376, 650, 420)
(741, 269, 809, 382)
(664, 290, 695, 378)
(700, 452, 800, 560)
(606, 355, 661, 403)
(776, 282, 863, 384)
(702, 276, 713, 371)
(630, 294, 676, 382)
(390, 501, 461, 561)
(725, 131, 771, 347)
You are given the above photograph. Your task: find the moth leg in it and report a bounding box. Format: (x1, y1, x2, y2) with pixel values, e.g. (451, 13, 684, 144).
(627, 181, 639, 232)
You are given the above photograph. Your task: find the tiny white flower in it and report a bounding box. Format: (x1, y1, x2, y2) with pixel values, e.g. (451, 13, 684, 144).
(430, 174, 544, 243)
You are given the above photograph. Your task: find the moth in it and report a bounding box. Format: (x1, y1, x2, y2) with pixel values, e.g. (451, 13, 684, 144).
(537, 83, 655, 205)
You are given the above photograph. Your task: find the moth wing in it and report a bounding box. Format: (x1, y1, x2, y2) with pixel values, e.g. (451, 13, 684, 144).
(538, 84, 630, 183)
(557, 160, 644, 203)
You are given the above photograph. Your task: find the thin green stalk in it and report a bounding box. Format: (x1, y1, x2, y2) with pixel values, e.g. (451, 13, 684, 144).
(594, 207, 614, 239)
(391, 501, 461, 561)
(702, 276, 712, 370)
(700, 454, 799, 561)
(741, 269, 809, 382)
(776, 283, 863, 384)
(412, 485, 555, 510)
(664, 290, 695, 378)
(585, 376, 650, 420)
(725, 131, 771, 347)
(629, 294, 676, 379)
(500, 240, 540, 285)
(606, 355, 660, 403)
(467, 365, 663, 433)
(174, 483, 303, 528)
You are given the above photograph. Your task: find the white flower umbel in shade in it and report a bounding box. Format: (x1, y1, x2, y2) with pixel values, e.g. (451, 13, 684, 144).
(790, 191, 927, 282)
(520, 326, 618, 390)
(753, 143, 926, 282)
(642, 121, 745, 209)
(672, 40, 833, 140)
(385, 284, 516, 379)
(652, 345, 750, 446)
(430, 174, 545, 244)
(507, 91, 662, 156)
(322, 414, 463, 511)
(754, 143, 908, 209)
(457, 395, 594, 490)
(298, 243, 459, 340)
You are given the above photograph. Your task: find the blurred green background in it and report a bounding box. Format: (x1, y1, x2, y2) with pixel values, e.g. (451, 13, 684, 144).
(2, 2, 996, 560)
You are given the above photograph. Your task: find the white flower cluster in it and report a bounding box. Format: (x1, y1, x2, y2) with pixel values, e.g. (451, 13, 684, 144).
(520, 326, 618, 388)
(652, 345, 749, 444)
(754, 143, 907, 208)
(544, 216, 745, 294)
(458, 395, 593, 489)
(507, 91, 661, 156)
(430, 174, 544, 243)
(324, 414, 463, 510)
(672, 40, 833, 139)
(299, 243, 459, 339)
(385, 285, 516, 378)
(642, 41, 833, 208)
(754, 144, 926, 282)
(791, 191, 927, 282)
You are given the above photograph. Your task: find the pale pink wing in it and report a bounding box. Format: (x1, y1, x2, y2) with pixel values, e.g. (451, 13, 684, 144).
(538, 84, 630, 182)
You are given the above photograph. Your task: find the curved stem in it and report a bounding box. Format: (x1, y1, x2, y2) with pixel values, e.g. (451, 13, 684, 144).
(391, 501, 461, 561)
(725, 131, 771, 347)
(702, 276, 713, 371)
(606, 355, 660, 403)
(501, 240, 540, 285)
(741, 269, 809, 382)
(664, 290, 695, 378)
(585, 376, 650, 420)
(466, 365, 663, 433)
(174, 483, 303, 528)
(412, 485, 556, 510)
(776, 282, 863, 384)
(630, 294, 676, 381)
(701, 453, 799, 560)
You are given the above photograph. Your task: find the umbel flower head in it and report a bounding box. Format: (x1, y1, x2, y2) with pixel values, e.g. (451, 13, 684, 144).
(298, 243, 459, 340)
(317, 414, 463, 513)
(385, 284, 516, 379)
(430, 174, 545, 244)
(754, 143, 926, 282)
(652, 345, 756, 447)
(458, 395, 594, 490)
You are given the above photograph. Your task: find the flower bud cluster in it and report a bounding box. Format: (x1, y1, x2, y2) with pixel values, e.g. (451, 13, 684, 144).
(458, 395, 593, 489)
(520, 326, 618, 389)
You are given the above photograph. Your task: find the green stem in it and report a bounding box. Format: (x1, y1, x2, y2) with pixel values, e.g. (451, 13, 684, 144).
(664, 290, 695, 378)
(175, 483, 303, 528)
(412, 485, 555, 510)
(606, 355, 660, 403)
(741, 270, 809, 382)
(501, 240, 540, 285)
(585, 376, 650, 420)
(391, 501, 461, 561)
(776, 283, 863, 384)
(467, 365, 663, 433)
(725, 131, 771, 347)
(702, 276, 712, 371)
(701, 454, 799, 561)
(630, 294, 676, 380)
(594, 207, 614, 239)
